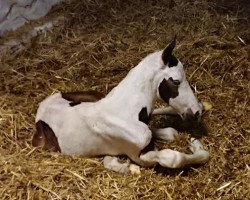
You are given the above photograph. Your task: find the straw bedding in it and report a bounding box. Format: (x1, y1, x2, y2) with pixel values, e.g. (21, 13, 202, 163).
(0, 0, 249, 199)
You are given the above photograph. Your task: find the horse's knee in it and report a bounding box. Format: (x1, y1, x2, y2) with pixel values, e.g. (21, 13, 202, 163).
(138, 149, 185, 168)
(139, 151, 158, 167)
(157, 149, 186, 168)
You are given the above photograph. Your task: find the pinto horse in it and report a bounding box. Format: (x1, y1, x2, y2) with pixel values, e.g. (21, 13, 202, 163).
(33, 39, 209, 173)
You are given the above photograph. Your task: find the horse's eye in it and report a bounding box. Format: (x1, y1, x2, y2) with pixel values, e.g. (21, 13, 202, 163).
(169, 77, 180, 86)
(173, 80, 180, 86)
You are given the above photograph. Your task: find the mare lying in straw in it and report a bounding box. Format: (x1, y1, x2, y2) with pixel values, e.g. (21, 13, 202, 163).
(33, 39, 209, 173)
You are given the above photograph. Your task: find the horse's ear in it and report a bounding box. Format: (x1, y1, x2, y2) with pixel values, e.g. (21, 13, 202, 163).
(162, 37, 178, 67)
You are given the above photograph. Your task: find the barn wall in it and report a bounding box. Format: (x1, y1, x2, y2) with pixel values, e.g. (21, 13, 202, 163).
(0, 0, 63, 35)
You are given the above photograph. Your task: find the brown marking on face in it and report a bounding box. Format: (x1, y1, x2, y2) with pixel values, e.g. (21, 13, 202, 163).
(32, 120, 61, 152)
(158, 78, 179, 104)
(61, 91, 105, 106)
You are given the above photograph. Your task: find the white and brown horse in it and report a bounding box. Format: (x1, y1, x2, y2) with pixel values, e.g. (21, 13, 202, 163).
(33, 39, 209, 173)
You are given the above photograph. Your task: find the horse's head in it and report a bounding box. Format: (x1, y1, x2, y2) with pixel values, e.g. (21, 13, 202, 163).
(155, 39, 203, 121)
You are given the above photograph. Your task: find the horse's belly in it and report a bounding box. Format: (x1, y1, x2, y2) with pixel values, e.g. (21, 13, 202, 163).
(57, 129, 124, 157)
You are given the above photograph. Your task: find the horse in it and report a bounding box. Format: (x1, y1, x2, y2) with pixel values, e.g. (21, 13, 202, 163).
(32, 39, 209, 173)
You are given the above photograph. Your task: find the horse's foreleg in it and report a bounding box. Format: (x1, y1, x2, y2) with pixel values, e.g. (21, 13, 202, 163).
(152, 106, 178, 115)
(152, 127, 179, 141)
(135, 138, 209, 168)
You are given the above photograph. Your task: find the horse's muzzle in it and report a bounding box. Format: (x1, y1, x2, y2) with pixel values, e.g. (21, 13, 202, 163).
(183, 108, 202, 122)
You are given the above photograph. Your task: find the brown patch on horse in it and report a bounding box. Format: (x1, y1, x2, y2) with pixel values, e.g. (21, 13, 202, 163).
(61, 91, 105, 106)
(32, 120, 61, 152)
(138, 107, 151, 125)
(158, 78, 179, 104)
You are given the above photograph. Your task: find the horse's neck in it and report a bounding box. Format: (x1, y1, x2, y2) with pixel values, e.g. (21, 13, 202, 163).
(103, 61, 158, 113)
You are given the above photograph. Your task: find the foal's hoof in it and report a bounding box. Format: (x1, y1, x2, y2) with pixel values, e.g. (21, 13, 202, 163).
(189, 138, 204, 153)
(189, 138, 209, 163)
(129, 164, 141, 175)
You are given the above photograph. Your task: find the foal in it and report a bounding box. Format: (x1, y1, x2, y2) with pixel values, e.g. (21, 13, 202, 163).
(33, 40, 209, 173)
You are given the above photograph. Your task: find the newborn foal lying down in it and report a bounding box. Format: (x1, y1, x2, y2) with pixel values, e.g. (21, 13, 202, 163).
(33, 40, 209, 173)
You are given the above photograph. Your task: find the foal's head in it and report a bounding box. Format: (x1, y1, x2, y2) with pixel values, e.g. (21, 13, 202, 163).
(154, 39, 203, 121)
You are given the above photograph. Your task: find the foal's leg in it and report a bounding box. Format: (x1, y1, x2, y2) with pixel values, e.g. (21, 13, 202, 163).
(152, 103, 204, 115)
(137, 138, 209, 168)
(103, 156, 131, 173)
(152, 127, 179, 141)
(152, 107, 178, 115)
